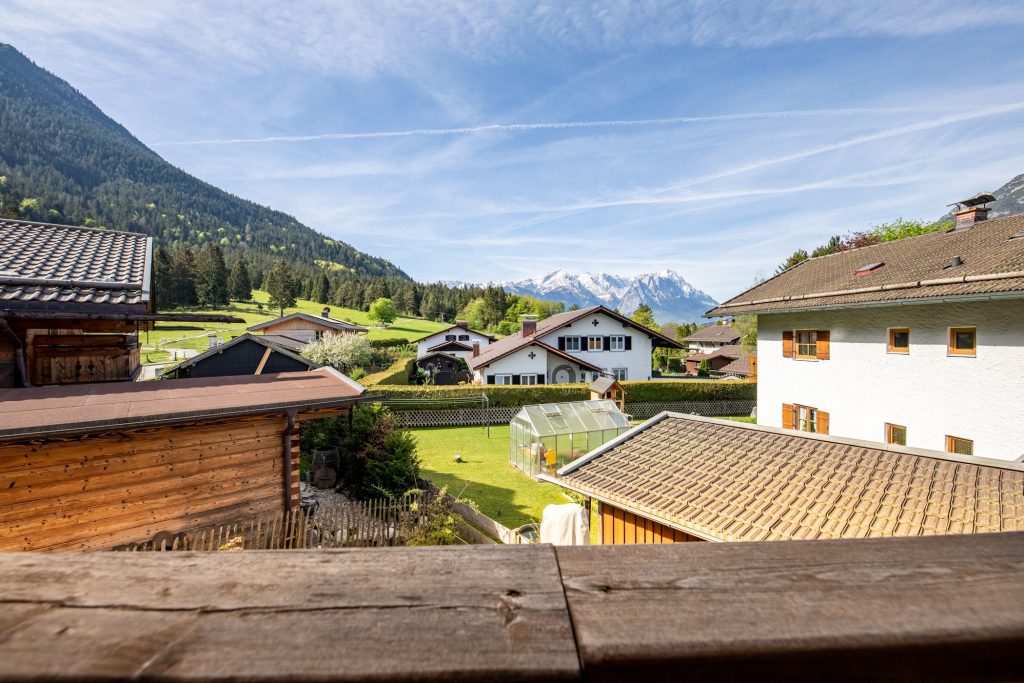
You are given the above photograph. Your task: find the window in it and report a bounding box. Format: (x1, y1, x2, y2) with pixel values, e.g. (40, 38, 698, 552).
(948, 327, 976, 356)
(886, 423, 907, 446)
(458, 334, 470, 341)
(564, 336, 581, 352)
(609, 335, 625, 351)
(494, 374, 513, 385)
(946, 435, 973, 456)
(520, 374, 539, 385)
(796, 330, 817, 359)
(315, 330, 324, 341)
(783, 403, 829, 434)
(445, 334, 456, 342)
(588, 336, 603, 352)
(887, 328, 909, 353)
(612, 368, 628, 380)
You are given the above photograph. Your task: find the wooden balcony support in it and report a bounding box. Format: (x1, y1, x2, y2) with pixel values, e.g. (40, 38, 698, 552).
(0, 532, 1022, 681)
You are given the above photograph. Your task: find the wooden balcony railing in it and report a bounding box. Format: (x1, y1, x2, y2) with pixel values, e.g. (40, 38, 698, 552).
(1, 532, 1022, 682)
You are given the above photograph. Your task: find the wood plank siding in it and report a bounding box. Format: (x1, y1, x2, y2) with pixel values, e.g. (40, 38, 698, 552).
(2, 533, 1024, 681)
(0, 414, 298, 551)
(600, 501, 703, 544)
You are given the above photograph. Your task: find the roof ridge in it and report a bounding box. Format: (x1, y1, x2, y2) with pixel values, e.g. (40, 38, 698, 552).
(0, 216, 150, 239)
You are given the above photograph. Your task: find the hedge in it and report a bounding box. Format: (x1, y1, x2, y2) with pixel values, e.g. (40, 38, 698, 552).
(369, 337, 415, 350)
(373, 380, 755, 409)
(361, 357, 415, 386)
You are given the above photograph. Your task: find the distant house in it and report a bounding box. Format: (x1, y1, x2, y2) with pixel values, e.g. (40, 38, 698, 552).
(247, 310, 368, 344)
(161, 333, 319, 379)
(0, 368, 369, 551)
(554, 413, 1024, 544)
(681, 324, 740, 355)
(683, 344, 750, 375)
(707, 196, 1024, 461)
(414, 321, 495, 361)
(469, 306, 682, 385)
(0, 218, 240, 388)
(713, 355, 756, 380)
(414, 352, 469, 385)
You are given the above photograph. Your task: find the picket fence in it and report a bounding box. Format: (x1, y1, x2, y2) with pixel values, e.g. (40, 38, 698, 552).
(120, 492, 427, 551)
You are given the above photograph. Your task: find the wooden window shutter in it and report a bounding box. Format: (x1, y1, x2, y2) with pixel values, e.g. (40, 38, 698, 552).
(604, 336, 611, 351)
(816, 331, 830, 360)
(782, 403, 795, 430)
(817, 411, 830, 435)
(511, 374, 521, 385)
(558, 336, 566, 351)
(624, 336, 632, 350)
(536, 374, 545, 385)
(486, 375, 495, 385)
(782, 330, 794, 358)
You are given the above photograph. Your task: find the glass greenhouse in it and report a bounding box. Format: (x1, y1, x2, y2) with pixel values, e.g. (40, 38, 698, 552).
(509, 400, 632, 477)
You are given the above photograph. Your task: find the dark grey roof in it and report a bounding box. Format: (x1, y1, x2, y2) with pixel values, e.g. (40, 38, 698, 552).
(0, 218, 151, 308)
(247, 312, 368, 334)
(160, 333, 319, 378)
(589, 376, 619, 394)
(709, 213, 1024, 316)
(260, 334, 307, 353)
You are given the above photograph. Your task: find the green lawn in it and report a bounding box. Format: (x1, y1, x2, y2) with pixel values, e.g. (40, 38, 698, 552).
(143, 290, 448, 352)
(410, 426, 571, 530)
(140, 349, 171, 364)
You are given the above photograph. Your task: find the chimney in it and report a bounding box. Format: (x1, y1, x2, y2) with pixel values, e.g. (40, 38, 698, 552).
(455, 320, 468, 330)
(472, 341, 480, 358)
(520, 314, 538, 337)
(951, 192, 995, 229)
(322, 307, 331, 318)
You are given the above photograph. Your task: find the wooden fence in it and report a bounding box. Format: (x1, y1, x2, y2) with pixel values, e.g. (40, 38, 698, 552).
(120, 491, 428, 551)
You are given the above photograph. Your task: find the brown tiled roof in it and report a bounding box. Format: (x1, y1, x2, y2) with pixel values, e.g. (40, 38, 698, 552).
(682, 325, 740, 343)
(427, 340, 474, 352)
(412, 323, 496, 343)
(0, 218, 151, 308)
(469, 305, 681, 370)
(248, 312, 368, 334)
(707, 344, 748, 360)
(708, 213, 1024, 316)
(0, 368, 367, 442)
(714, 356, 753, 377)
(558, 414, 1024, 541)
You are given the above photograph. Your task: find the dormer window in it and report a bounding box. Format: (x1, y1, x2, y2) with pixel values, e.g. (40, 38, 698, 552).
(855, 262, 885, 276)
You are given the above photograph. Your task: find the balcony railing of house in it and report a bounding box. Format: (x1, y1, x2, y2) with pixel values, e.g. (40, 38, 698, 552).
(0, 531, 1022, 681)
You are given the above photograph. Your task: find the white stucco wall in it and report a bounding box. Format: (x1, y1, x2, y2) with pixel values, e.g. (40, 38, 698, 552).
(757, 299, 1024, 461)
(416, 328, 492, 358)
(478, 346, 549, 383)
(537, 312, 655, 381)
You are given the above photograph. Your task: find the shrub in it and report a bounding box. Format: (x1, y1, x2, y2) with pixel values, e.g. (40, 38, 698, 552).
(301, 333, 373, 373)
(361, 357, 415, 386)
(399, 486, 466, 546)
(369, 337, 415, 349)
(301, 405, 420, 500)
(375, 380, 755, 409)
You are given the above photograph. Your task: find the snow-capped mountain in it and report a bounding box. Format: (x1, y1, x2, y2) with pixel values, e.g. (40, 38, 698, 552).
(497, 269, 717, 323)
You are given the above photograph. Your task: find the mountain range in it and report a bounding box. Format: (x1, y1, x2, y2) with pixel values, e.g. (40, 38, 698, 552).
(938, 173, 1024, 222)
(0, 44, 407, 281)
(450, 269, 718, 323)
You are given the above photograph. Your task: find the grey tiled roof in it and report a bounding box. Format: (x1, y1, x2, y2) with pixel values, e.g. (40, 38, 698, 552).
(559, 414, 1024, 542)
(681, 325, 739, 343)
(0, 218, 151, 307)
(708, 213, 1024, 316)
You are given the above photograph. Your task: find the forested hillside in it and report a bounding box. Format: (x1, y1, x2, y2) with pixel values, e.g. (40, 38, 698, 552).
(0, 43, 406, 281)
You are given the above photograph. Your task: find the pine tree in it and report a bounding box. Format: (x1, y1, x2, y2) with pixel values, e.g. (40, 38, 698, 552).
(228, 260, 252, 301)
(170, 245, 198, 308)
(630, 303, 658, 330)
(195, 243, 229, 307)
(311, 272, 332, 304)
(153, 246, 174, 310)
(266, 260, 296, 316)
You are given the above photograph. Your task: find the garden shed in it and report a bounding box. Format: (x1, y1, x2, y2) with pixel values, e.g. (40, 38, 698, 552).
(509, 400, 631, 477)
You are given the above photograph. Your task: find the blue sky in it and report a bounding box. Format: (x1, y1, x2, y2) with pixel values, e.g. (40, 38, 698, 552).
(2, 1, 1024, 300)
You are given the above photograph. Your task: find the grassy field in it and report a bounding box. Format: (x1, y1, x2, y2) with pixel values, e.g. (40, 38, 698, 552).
(410, 426, 571, 530)
(142, 290, 448, 352)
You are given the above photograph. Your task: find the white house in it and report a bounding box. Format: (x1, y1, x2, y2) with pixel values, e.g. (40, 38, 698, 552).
(707, 197, 1024, 462)
(414, 321, 495, 361)
(468, 306, 682, 385)
(681, 325, 740, 355)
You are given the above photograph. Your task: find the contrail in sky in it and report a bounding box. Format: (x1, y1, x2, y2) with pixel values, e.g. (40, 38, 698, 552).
(155, 107, 965, 146)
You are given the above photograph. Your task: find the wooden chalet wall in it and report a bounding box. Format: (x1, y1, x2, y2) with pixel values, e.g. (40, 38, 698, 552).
(600, 501, 704, 544)
(0, 335, 15, 388)
(7, 319, 142, 386)
(0, 414, 299, 551)
(257, 318, 351, 343)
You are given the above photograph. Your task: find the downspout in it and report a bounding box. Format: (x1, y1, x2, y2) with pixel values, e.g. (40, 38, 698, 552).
(282, 409, 298, 512)
(0, 318, 30, 387)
